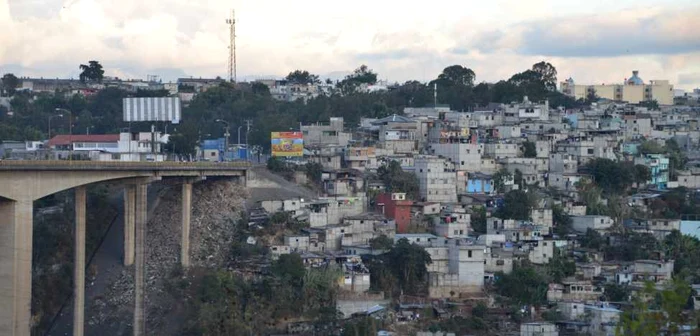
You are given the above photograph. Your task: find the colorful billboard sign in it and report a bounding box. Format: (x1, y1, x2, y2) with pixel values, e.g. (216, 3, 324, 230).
(271, 132, 303, 157)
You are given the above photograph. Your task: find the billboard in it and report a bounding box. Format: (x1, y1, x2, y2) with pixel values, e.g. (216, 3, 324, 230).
(123, 97, 181, 123)
(271, 132, 303, 157)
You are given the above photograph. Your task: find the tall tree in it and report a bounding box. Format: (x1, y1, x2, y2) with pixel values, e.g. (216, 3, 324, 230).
(285, 70, 320, 84)
(522, 141, 537, 158)
(435, 65, 476, 87)
(336, 65, 378, 95)
(1, 73, 19, 96)
(78, 60, 105, 83)
(385, 238, 432, 295)
(531, 61, 558, 91)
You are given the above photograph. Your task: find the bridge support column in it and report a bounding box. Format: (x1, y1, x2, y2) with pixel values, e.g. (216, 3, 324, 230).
(133, 183, 148, 336)
(0, 199, 33, 336)
(123, 185, 135, 266)
(73, 186, 86, 336)
(181, 182, 192, 268)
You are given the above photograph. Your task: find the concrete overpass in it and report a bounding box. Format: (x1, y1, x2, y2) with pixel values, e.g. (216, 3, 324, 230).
(0, 160, 250, 336)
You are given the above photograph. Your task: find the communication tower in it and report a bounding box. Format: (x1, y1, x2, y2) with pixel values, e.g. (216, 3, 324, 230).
(226, 9, 237, 83)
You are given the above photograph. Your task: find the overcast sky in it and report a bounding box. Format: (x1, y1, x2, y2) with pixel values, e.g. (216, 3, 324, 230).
(1, 0, 699, 89)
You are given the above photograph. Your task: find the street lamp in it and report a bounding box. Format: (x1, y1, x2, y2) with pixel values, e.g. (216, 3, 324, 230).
(48, 114, 64, 139)
(55, 108, 73, 160)
(215, 119, 230, 161)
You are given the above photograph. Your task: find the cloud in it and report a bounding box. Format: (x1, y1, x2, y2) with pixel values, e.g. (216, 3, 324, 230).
(1, 0, 699, 90)
(513, 7, 700, 57)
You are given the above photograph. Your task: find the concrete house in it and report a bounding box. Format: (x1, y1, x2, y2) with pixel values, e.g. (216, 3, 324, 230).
(415, 155, 458, 203)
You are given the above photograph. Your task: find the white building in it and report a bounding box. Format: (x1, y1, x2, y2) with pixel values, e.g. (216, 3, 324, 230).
(415, 155, 458, 203)
(520, 322, 558, 336)
(571, 215, 614, 233)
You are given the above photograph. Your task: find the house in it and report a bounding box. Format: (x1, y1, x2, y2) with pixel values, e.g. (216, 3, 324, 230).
(302, 117, 351, 147)
(547, 280, 604, 303)
(520, 322, 558, 336)
(634, 154, 670, 189)
(585, 304, 621, 336)
(322, 169, 364, 197)
(571, 215, 614, 233)
(465, 172, 494, 194)
(415, 155, 458, 203)
(624, 218, 680, 240)
(307, 196, 365, 228)
(434, 209, 471, 238)
(375, 193, 413, 233)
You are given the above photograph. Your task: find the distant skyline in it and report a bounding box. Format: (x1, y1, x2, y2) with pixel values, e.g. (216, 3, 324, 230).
(1, 0, 700, 89)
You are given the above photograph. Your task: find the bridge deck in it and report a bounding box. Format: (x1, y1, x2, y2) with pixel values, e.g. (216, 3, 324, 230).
(0, 160, 251, 171)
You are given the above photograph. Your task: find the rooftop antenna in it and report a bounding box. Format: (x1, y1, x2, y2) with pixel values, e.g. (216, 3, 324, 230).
(226, 9, 237, 83)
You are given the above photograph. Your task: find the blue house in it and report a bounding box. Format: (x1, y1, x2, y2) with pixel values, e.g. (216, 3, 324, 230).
(466, 172, 494, 194)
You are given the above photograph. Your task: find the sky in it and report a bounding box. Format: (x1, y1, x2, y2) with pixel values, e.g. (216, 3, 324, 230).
(1, 0, 700, 90)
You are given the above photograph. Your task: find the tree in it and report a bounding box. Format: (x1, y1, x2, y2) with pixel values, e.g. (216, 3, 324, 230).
(586, 88, 599, 103)
(377, 160, 419, 200)
(580, 228, 603, 249)
(638, 140, 665, 155)
(435, 65, 476, 87)
(492, 168, 512, 193)
(337, 65, 378, 94)
(78, 60, 105, 83)
(384, 238, 432, 295)
(496, 190, 535, 220)
(551, 204, 572, 236)
(633, 164, 651, 186)
(1, 73, 19, 96)
(472, 301, 487, 318)
(471, 206, 487, 234)
(546, 249, 576, 282)
(616, 280, 692, 336)
(272, 254, 305, 289)
(663, 230, 700, 282)
(286, 70, 320, 84)
(531, 61, 557, 91)
(638, 99, 659, 110)
(584, 158, 636, 194)
(495, 266, 548, 306)
(251, 82, 270, 96)
(522, 141, 537, 158)
(304, 162, 323, 185)
(604, 283, 631, 302)
(369, 234, 394, 250)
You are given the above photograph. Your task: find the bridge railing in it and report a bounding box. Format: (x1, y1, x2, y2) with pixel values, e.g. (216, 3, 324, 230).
(0, 160, 252, 170)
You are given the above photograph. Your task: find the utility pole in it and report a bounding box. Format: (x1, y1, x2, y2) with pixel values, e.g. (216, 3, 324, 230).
(244, 119, 252, 161)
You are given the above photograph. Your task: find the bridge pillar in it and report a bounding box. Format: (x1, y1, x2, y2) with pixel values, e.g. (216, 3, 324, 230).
(0, 199, 33, 336)
(181, 182, 192, 268)
(123, 185, 136, 266)
(133, 183, 148, 336)
(73, 186, 86, 336)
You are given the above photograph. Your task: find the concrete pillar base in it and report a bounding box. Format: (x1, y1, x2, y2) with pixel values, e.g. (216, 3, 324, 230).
(181, 183, 192, 268)
(73, 186, 86, 336)
(0, 199, 33, 336)
(124, 185, 136, 266)
(133, 184, 148, 336)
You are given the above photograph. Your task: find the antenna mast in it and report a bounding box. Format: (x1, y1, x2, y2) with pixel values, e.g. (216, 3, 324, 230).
(226, 9, 237, 83)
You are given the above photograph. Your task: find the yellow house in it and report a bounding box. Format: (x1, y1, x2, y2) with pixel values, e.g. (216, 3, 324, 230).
(560, 71, 673, 105)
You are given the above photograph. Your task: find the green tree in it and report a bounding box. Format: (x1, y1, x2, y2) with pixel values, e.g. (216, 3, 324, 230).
(472, 301, 488, 318)
(633, 164, 651, 186)
(435, 65, 476, 87)
(369, 234, 394, 250)
(585, 158, 636, 194)
(495, 266, 548, 307)
(337, 65, 378, 94)
(492, 168, 512, 193)
(272, 253, 306, 289)
(616, 280, 692, 336)
(1, 73, 19, 96)
(377, 160, 419, 200)
(604, 283, 631, 302)
(546, 249, 576, 282)
(342, 317, 380, 336)
(251, 82, 270, 96)
(78, 60, 105, 83)
(638, 140, 665, 155)
(286, 70, 320, 84)
(304, 161, 323, 185)
(522, 141, 537, 158)
(495, 190, 536, 220)
(664, 230, 700, 282)
(552, 204, 572, 236)
(531, 61, 558, 91)
(586, 88, 599, 103)
(471, 206, 487, 234)
(580, 228, 603, 249)
(384, 238, 432, 295)
(638, 99, 660, 110)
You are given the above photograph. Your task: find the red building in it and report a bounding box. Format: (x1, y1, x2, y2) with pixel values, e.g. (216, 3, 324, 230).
(376, 192, 413, 233)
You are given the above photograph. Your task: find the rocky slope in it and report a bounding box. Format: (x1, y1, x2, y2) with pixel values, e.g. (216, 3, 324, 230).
(85, 180, 247, 335)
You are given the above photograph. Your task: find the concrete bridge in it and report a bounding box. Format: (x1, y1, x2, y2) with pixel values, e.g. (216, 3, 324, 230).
(0, 160, 250, 336)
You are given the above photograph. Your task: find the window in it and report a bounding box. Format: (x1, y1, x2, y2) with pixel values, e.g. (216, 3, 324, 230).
(587, 148, 594, 154)
(496, 259, 505, 266)
(543, 242, 547, 246)
(468, 250, 472, 258)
